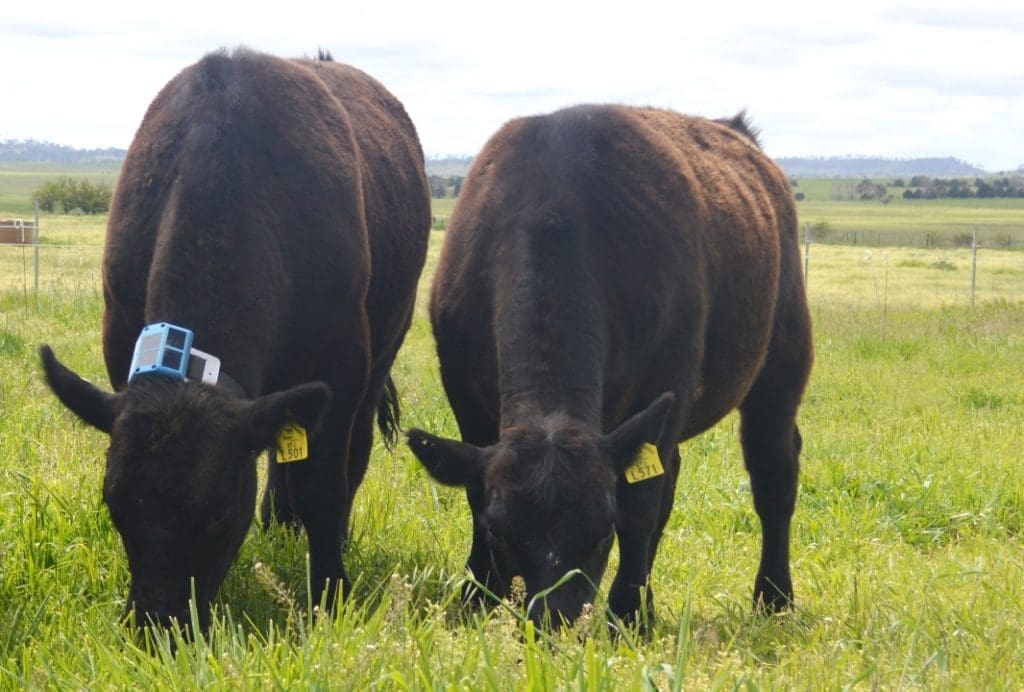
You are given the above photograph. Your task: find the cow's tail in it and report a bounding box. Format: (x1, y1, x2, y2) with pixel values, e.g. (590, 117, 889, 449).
(376, 374, 401, 450)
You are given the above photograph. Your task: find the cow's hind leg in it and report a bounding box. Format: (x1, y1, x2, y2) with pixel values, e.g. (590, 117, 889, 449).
(739, 407, 800, 611)
(287, 336, 372, 612)
(739, 332, 810, 612)
(338, 394, 381, 554)
(286, 401, 357, 610)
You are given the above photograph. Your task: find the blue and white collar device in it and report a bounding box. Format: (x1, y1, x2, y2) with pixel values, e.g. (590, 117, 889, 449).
(128, 322, 222, 386)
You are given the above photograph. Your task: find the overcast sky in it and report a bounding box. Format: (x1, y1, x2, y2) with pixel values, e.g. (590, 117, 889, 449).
(2, 0, 1022, 171)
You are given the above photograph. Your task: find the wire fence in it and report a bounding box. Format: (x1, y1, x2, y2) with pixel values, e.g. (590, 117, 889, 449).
(804, 228, 1022, 251)
(3, 232, 1022, 309)
(0, 242, 104, 298)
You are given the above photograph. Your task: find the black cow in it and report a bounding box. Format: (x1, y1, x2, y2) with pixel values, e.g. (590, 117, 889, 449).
(40, 48, 430, 633)
(407, 105, 812, 629)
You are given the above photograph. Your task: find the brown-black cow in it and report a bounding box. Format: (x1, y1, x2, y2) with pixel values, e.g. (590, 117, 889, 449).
(40, 48, 430, 633)
(407, 105, 812, 630)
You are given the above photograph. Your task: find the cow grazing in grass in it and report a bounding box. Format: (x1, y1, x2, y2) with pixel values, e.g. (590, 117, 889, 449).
(40, 48, 430, 633)
(407, 105, 812, 629)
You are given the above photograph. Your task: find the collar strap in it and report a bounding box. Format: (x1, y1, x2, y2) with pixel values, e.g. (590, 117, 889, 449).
(128, 322, 249, 398)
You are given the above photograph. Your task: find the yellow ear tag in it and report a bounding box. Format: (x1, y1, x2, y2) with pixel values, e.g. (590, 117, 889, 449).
(276, 423, 309, 463)
(624, 443, 664, 483)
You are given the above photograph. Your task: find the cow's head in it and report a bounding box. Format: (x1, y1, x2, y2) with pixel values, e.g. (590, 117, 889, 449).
(39, 345, 330, 634)
(407, 392, 673, 628)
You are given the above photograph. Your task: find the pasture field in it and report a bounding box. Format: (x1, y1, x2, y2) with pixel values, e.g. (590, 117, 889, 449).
(1, 221, 1022, 688)
(788, 177, 1024, 248)
(0, 164, 120, 217)
(796, 198, 1024, 248)
(4, 169, 1023, 245)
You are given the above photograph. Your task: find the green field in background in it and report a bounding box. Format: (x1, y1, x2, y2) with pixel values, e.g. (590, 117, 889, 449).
(3, 168, 1020, 246)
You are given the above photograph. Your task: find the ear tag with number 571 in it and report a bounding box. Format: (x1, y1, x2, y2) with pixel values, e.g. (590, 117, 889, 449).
(624, 442, 664, 483)
(276, 423, 309, 463)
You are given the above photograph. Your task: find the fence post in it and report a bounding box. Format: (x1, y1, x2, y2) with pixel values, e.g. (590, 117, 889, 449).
(970, 226, 978, 307)
(34, 201, 40, 296)
(803, 223, 810, 284)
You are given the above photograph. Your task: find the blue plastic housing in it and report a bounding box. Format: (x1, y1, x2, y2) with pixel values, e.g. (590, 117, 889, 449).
(127, 323, 194, 383)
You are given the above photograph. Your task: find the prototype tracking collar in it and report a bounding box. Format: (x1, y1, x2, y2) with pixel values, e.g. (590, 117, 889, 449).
(127, 322, 248, 398)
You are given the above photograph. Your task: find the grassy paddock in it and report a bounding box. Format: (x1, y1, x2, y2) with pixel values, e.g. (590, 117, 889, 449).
(0, 165, 120, 217)
(3, 172, 1022, 246)
(1, 226, 1022, 687)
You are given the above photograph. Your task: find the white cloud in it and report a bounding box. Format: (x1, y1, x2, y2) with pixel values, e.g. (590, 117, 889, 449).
(1, 0, 1022, 170)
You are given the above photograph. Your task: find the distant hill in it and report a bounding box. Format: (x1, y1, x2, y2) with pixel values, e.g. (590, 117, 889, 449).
(777, 156, 987, 178)
(428, 155, 994, 179)
(1, 139, 125, 165)
(425, 155, 473, 177)
(3, 142, 1002, 179)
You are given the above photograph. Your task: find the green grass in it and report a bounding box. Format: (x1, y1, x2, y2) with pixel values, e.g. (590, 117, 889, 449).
(792, 179, 1024, 248)
(0, 165, 120, 217)
(1, 225, 1023, 687)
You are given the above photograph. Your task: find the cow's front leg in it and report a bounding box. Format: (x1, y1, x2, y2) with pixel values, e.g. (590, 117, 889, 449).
(286, 402, 357, 611)
(608, 476, 664, 631)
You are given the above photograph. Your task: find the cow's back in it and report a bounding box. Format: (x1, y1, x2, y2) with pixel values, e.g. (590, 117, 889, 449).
(303, 60, 430, 357)
(102, 50, 428, 393)
(432, 104, 802, 436)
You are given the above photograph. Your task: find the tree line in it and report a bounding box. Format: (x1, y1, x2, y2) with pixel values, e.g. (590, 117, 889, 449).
(827, 175, 1024, 201)
(1, 139, 125, 164)
(32, 177, 113, 214)
(429, 175, 463, 198)
(899, 176, 1024, 200)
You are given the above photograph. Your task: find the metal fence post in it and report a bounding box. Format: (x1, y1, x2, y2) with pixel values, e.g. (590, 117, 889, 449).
(970, 226, 978, 307)
(34, 201, 40, 296)
(804, 223, 810, 284)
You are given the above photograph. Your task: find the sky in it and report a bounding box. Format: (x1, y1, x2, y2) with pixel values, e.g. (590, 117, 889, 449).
(1, 0, 1022, 171)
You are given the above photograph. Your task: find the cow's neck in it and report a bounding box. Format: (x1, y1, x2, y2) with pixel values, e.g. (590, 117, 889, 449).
(494, 226, 605, 429)
(143, 219, 279, 398)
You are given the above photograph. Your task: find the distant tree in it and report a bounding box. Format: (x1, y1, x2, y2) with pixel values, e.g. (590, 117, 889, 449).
(428, 175, 448, 198)
(855, 178, 887, 200)
(1, 138, 124, 164)
(794, 192, 806, 201)
(810, 220, 831, 241)
(909, 175, 930, 188)
(32, 179, 63, 212)
(949, 178, 974, 198)
(893, 178, 905, 187)
(31, 177, 111, 214)
(69, 179, 113, 213)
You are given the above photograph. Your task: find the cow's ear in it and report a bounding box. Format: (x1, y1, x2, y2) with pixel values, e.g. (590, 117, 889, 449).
(247, 382, 332, 449)
(406, 429, 486, 488)
(39, 345, 120, 433)
(605, 392, 676, 475)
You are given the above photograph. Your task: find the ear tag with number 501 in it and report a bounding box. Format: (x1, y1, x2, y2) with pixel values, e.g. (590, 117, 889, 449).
(276, 423, 309, 463)
(624, 442, 664, 483)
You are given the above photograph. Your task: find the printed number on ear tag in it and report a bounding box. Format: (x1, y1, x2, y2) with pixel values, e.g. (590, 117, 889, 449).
(624, 443, 664, 483)
(276, 424, 309, 463)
